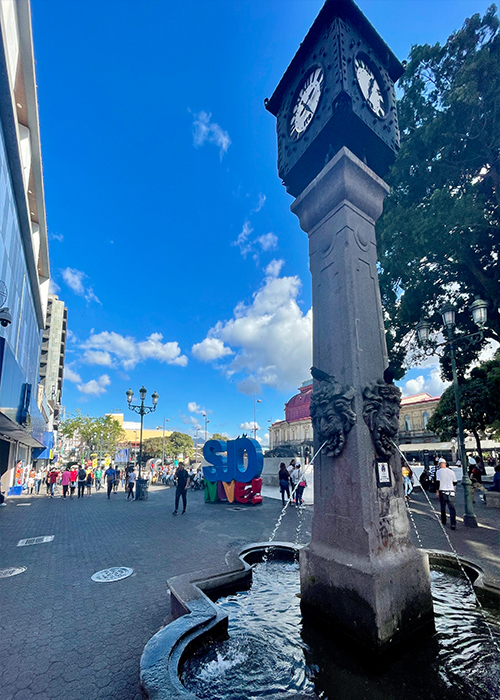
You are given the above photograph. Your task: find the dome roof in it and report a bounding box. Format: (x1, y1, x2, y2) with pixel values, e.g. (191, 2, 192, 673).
(285, 382, 312, 422)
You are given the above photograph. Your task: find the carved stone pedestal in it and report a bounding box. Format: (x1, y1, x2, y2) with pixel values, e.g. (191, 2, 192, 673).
(292, 147, 434, 650)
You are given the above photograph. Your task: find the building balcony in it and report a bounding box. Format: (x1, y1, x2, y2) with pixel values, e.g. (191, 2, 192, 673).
(398, 429, 439, 444)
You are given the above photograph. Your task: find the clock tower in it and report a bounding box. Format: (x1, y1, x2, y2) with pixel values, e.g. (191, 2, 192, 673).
(266, 0, 434, 650)
(265, 0, 404, 197)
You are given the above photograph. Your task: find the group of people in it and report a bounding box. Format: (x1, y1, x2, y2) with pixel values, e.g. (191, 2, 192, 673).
(278, 459, 307, 507)
(23, 464, 139, 500)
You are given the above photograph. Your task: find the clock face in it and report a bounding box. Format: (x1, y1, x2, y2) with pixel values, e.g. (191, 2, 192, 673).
(354, 55, 388, 118)
(289, 67, 324, 141)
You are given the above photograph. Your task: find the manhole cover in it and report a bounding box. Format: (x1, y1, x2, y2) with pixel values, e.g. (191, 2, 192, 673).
(91, 567, 134, 583)
(17, 536, 54, 547)
(0, 566, 27, 578)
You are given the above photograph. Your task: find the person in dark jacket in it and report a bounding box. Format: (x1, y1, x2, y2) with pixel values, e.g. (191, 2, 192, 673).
(278, 463, 291, 507)
(173, 463, 190, 514)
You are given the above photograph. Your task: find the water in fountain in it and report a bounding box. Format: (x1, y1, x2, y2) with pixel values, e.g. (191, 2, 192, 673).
(181, 558, 500, 700)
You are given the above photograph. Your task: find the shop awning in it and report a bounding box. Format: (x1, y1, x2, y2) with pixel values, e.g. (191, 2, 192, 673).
(0, 411, 45, 448)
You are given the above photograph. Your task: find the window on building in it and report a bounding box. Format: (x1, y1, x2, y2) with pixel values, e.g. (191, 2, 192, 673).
(405, 415, 411, 431)
(423, 412, 429, 429)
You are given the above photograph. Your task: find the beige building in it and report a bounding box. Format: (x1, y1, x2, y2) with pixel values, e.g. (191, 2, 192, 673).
(108, 413, 172, 449)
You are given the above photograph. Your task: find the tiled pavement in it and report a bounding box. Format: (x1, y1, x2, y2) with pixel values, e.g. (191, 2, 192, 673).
(0, 485, 312, 700)
(0, 481, 498, 699)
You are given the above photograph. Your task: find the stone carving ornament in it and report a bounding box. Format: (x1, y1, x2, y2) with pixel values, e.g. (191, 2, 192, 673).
(362, 380, 401, 458)
(310, 370, 356, 458)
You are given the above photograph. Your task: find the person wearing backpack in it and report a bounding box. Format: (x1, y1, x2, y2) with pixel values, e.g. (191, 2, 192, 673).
(77, 466, 87, 498)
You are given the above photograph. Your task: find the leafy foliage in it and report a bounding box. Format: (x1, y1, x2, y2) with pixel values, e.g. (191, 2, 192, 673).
(142, 432, 194, 460)
(377, 6, 500, 378)
(61, 411, 126, 456)
(427, 351, 500, 455)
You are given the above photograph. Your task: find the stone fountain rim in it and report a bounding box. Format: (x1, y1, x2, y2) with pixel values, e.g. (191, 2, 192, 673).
(139, 543, 500, 700)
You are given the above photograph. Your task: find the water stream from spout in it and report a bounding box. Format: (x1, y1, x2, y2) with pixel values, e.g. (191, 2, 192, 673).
(264, 441, 327, 559)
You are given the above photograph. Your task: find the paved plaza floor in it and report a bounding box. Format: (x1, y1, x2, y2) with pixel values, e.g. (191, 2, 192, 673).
(0, 482, 498, 700)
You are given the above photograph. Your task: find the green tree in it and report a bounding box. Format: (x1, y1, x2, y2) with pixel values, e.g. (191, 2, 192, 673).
(427, 351, 500, 461)
(167, 431, 194, 459)
(142, 437, 164, 460)
(377, 6, 500, 378)
(61, 411, 126, 460)
(211, 433, 228, 441)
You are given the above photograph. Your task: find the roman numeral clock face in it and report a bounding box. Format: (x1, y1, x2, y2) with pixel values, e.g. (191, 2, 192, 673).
(354, 55, 388, 118)
(289, 67, 324, 140)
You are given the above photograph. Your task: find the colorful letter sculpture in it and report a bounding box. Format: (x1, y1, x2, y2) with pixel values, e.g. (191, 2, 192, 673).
(203, 437, 263, 506)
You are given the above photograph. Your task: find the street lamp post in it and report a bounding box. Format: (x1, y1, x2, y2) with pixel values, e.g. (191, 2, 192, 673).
(202, 413, 209, 442)
(161, 417, 170, 468)
(416, 296, 488, 528)
(126, 386, 159, 486)
(253, 397, 262, 439)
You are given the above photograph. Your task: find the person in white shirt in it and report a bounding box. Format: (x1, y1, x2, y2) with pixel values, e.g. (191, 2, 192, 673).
(127, 467, 136, 500)
(436, 457, 457, 530)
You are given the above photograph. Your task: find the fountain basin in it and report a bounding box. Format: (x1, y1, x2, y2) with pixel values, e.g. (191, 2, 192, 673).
(140, 544, 500, 700)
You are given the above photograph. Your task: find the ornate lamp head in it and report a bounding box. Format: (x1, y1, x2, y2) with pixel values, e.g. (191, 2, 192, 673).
(470, 296, 488, 327)
(439, 303, 456, 330)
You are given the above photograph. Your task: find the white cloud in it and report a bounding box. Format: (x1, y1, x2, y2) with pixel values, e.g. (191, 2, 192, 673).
(264, 259, 284, 278)
(400, 363, 450, 398)
(232, 221, 279, 262)
(240, 421, 260, 431)
(192, 337, 233, 361)
(82, 331, 188, 370)
(82, 350, 114, 367)
(192, 110, 231, 157)
(231, 220, 253, 258)
(64, 366, 82, 383)
(252, 193, 266, 213)
(61, 267, 101, 304)
(193, 274, 312, 392)
(49, 278, 60, 294)
(49, 232, 64, 242)
(77, 374, 111, 396)
(256, 232, 277, 252)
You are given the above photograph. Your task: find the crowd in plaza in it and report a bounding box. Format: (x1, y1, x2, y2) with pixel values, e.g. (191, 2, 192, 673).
(3, 460, 206, 503)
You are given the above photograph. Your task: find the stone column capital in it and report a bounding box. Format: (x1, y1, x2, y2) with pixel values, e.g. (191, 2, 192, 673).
(291, 147, 390, 234)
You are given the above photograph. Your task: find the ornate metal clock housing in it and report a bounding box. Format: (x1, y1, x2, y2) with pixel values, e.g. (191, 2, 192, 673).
(265, 0, 404, 197)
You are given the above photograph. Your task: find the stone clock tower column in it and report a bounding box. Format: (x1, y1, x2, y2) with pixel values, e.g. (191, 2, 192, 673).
(293, 147, 434, 649)
(265, 0, 434, 649)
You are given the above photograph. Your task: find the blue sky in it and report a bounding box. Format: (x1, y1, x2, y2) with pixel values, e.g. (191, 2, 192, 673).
(32, 0, 494, 443)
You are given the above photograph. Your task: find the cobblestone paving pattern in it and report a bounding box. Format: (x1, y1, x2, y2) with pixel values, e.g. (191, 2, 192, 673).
(0, 486, 312, 700)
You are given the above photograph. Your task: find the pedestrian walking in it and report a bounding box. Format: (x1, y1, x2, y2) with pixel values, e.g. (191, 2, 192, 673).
(295, 467, 307, 506)
(77, 466, 87, 498)
(48, 467, 58, 497)
(172, 462, 190, 514)
(113, 468, 121, 493)
(27, 474, 35, 494)
(289, 462, 302, 504)
(94, 467, 102, 491)
(104, 465, 116, 499)
(278, 462, 291, 507)
(69, 466, 77, 498)
(127, 467, 136, 500)
(35, 469, 42, 494)
(86, 470, 93, 497)
(436, 457, 457, 530)
(61, 468, 71, 498)
(402, 461, 414, 500)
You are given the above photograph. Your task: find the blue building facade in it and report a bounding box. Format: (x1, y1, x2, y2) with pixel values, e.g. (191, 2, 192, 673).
(0, 0, 50, 493)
